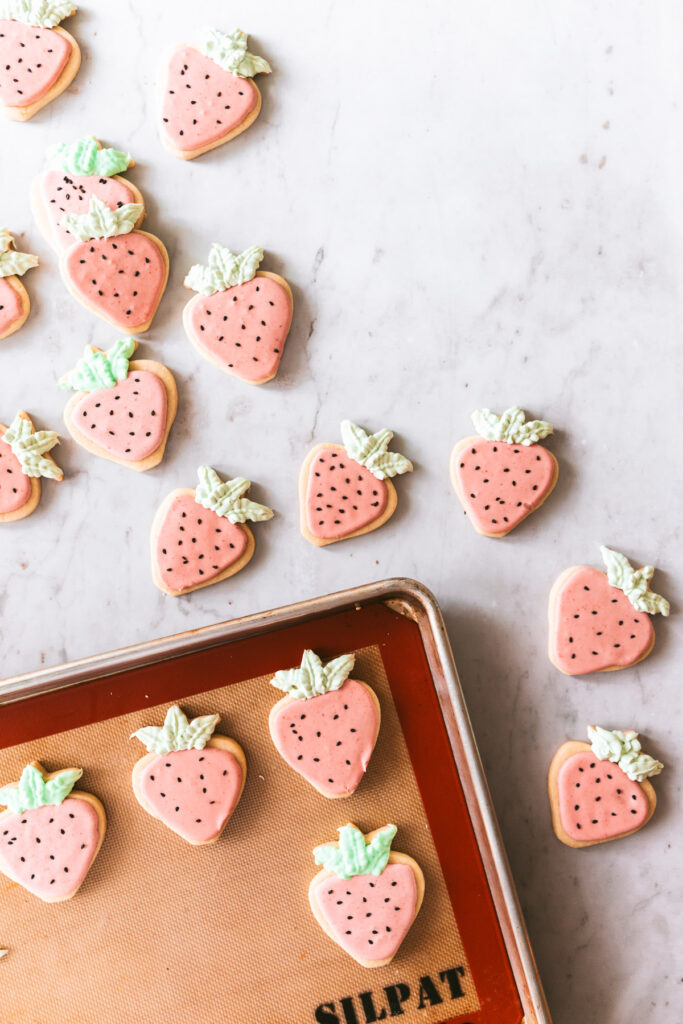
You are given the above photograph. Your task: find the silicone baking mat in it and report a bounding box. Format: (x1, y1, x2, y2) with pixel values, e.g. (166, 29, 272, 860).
(0, 600, 526, 1024)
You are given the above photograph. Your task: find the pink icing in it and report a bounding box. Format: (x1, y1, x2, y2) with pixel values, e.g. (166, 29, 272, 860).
(162, 46, 258, 152)
(139, 746, 243, 843)
(455, 439, 556, 534)
(189, 276, 291, 382)
(42, 169, 135, 250)
(0, 797, 100, 899)
(63, 233, 166, 330)
(315, 862, 417, 962)
(558, 750, 649, 842)
(70, 370, 167, 461)
(156, 493, 249, 592)
(553, 566, 654, 674)
(0, 276, 23, 335)
(271, 679, 379, 795)
(0, 433, 31, 513)
(0, 20, 71, 107)
(306, 449, 389, 540)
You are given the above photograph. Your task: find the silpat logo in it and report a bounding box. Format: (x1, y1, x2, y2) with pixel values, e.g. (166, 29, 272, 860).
(315, 964, 469, 1022)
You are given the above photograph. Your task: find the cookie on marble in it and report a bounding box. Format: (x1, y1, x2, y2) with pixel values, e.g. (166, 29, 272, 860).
(309, 824, 425, 968)
(450, 405, 558, 537)
(0, 1, 81, 121)
(549, 546, 670, 675)
(151, 465, 273, 596)
(548, 725, 662, 848)
(0, 229, 39, 340)
(160, 27, 271, 160)
(300, 420, 413, 546)
(0, 411, 63, 522)
(183, 244, 293, 384)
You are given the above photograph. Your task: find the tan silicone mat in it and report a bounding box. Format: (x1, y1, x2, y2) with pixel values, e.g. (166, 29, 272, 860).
(0, 646, 479, 1023)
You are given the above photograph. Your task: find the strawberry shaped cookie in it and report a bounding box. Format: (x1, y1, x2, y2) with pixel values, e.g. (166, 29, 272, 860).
(270, 651, 380, 798)
(0, 410, 62, 522)
(59, 196, 168, 333)
(301, 420, 413, 546)
(131, 705, 246, 845)
(309, 824, 424, 968)
(0, 762, 106, 902)
(32, 136, 144, 253)
(0, 229, 38, 340)
(450, 405, 558, 537)
(152, 465, 273, 596)
(183, 244, 293, 384)
(548, 725, 663, 848)
(161, 27, 271, 160)
(0, 1, 80, 121)
(60, 338, 177, 472)
(549, 546, 670, 675)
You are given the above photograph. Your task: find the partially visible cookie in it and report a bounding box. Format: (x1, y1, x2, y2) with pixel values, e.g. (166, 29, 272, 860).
(0, 2, 81, 121)
(0, 229, 39, 340)
(0, 410, 63, 522)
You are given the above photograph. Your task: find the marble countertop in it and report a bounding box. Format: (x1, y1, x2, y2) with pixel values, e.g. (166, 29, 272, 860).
(1, 2, 681, 1021)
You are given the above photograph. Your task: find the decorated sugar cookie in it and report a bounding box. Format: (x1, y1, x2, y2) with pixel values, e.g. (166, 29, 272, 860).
(59, 196, 168, 333)
(131, 705, 246, 845)
(0, 411, 62, 522)
(0, 1, 80, 121)
(548, 725, 663, 848)
(151, 465, 273, 596)
(183, 244, 293, 384)
(32, 136, 143, 253)
(60, 338, 177, 472)
(300, 420, 413, 546)
(0, 762, 106, 902)
(450, 405, 558, 537)
(269, 651, 380, 798)
(0, 229, 38, 340)
(309, 824, 424, 968)
(161, 27, 271, 160)
(549, 546, 670, 675)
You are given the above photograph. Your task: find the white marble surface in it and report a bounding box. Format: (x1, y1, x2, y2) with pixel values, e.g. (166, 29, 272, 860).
(1, 2, 682, 1020)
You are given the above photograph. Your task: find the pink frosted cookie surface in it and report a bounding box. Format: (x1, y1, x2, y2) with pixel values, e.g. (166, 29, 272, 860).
(0, 20, 71, 107)
(306, 450, 388, 540)
(155, 493, 248, 592)
(0, 276, 23, 335)
(70, 370, 167, 461)
(41, 170, 136, 250)
(558, 750, 649, 842)
(162, 46, 258, 152)
(0, 434, 31, 513)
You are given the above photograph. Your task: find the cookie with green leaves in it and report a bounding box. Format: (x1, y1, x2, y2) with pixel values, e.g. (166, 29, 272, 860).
(0, 410, 62, 522)
(0, 229, 39, 340)
(151, 465, 274, 595)
(300, 420, 413, 546)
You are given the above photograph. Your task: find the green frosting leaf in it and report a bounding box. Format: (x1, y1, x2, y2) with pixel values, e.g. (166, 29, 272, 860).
(600, 546, 670, 616)
(60, 338, 135, 392)
(0, 764, 82, 814)
(2, 413, 62, 480)
(314, 824, 397, 879)
(49, 136, 132, 177)
(132, 705, 220, 754)
(61, 195, 142, 242)
(200, 27, 272, 78)
(587, 726, 663, 782)
(340, 420, 412, 480)
(0, 0, 76, 27)
(195, 465, 273, 524)
(471, 405, 553, 446)
(0, 229, 38, 279)
(271, 650, 355, 701)
(184, 244, 263, 296)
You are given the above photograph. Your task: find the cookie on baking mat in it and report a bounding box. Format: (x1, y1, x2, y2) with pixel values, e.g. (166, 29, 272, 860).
(160, 27, 271, 160)
(269, 650, 380, 798)
(131, 705, 246, 845)
(32, 136, 143, 253)
(0, 1, 80, 121)
(450, 405, 557, 537)
(549, 545, 670, 675)
(548, 725, 662, 848)
(309, 823, 424, 967)
(59, 196, 168, 333)
(0, 762, 106, 902)
(0, 410, 62, 522)
(60, 338, 177, 472)
(0, 229, 38, 340)
(183, 244, 293, 384)
(300, 420, 413, 546)
(151, 464, 273, 596)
